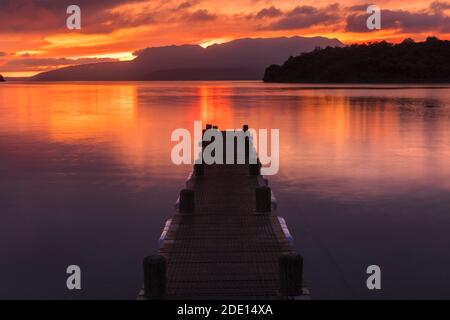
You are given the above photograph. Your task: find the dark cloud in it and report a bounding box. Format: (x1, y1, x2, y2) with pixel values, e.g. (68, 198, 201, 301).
(444, 16, 450, 32)
(264, 4, 340, 30)
(347, 4, 372, 12)
(346, 2, 450, 33)
(430, 1, 450, 12)
(185, 9, 216, 22)
(0, 52, 7, 57)
(178, 1, 194, 10)
(255, 6, 283, 19)
(102, 11, 155, 31)
(0, 0, 146, 33)
(0, 0, 146, 13)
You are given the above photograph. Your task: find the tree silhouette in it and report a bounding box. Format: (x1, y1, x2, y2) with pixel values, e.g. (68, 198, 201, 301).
(264, 37, 450, 83)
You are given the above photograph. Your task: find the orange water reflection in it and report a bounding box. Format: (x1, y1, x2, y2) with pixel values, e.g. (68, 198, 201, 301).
(2, 81, 450, 299)
(0, 81, 449, 198)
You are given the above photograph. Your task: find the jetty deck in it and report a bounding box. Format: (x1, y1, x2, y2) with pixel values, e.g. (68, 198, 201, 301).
(140, 126, 308, 300)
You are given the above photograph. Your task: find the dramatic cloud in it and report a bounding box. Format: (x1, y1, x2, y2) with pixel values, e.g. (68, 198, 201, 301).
(263, 4, 341, 30)
(178, 1, 196, 10)
(346, 1, 450, 33)
(184, 9, 217, 22)
(0, 0, 449, 76)
(255, 6, 283, 19)
(430, 1, 450, 11)
(0, 0, 147, 33)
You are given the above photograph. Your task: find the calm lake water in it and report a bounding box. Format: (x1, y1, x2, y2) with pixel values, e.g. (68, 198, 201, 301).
(1, 81, 450, 299)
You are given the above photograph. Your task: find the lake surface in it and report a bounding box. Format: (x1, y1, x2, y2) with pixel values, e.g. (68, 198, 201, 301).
(1, 81, 450, 299)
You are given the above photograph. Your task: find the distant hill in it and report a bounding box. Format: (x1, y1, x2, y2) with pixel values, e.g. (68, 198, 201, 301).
(3, 77, 29, 81)
(31, 36, 342, 81)
(264, 37, 450, 83)
(0, 74, 4, 82)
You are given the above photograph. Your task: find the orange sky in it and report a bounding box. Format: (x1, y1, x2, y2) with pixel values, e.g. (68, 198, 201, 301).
(0, 0, 449, 77)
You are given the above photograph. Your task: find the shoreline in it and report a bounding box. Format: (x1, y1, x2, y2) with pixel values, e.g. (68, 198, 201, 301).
(2, 79, 450, 90)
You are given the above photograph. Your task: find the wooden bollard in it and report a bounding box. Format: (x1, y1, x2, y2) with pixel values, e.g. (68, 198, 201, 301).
(194, 163, 204, 176)
(243, 125, 249, 163)
(179, 189, 195, 213)
(279, 253, 303, 297)
(210, 126, 217, 157)
(245, 136, 250, 163)
(255, 186, 271, 212)
(143, 255, 167, 299)
(203, 125, 212, 148)
(249, 163, 260, 175)
(222, 130, 227, 164)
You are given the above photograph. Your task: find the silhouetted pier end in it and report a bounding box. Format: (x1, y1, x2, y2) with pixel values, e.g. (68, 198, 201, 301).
(139, 125, 310, 300)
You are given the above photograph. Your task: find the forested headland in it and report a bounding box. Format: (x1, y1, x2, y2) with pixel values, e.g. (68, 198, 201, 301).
(263, 37, 450, 83)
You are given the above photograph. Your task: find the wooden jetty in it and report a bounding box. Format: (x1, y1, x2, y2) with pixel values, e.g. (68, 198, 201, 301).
(139, 125, 309, 300)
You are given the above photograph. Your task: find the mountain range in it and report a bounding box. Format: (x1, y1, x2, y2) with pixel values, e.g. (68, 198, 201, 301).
(31, 36, 343, 81)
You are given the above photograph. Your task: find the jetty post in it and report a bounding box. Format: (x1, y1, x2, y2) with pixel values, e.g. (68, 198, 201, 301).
(279, 253, 303, 298)
(255, 186, 271, 213)
(179, 189, 195, 213)
(143, 255, 167, 299)
(194, 163, 204, 176)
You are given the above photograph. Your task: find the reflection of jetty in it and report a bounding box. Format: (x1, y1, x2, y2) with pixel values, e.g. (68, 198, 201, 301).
(139, 125, 309, 300)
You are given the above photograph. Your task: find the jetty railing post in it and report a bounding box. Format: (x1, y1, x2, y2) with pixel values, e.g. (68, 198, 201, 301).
(211, 126, 218, 157)
(179, 189, 195, 213)
(143, 255, 167, 299)
(194, 163, 204, 177)
(242, 125, 249, 164)
(222, 128, 227, 164)
(202, 124, 213, 156)
(279, 253, 303, 298)
(255, 186, 271, 212)
(244, 137, 250, 164)
(249, 163, 260, 175)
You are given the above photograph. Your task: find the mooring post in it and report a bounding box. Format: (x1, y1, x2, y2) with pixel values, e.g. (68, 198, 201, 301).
(143, 255, 167, 299)
(203, 125, 212, 149)
(194, 163, 204, 176)
(279, 253, 303, 297)
(179, 189, 195, 213)
(242, 125, 249, 163)
(209, 126, 217, 157)
(255, 186, 271, 212)
(249, 163, 260, 175)
(222, 129, 227, 164)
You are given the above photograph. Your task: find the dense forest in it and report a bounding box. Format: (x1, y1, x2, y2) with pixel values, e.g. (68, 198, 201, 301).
(263, 37, 450, 83)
